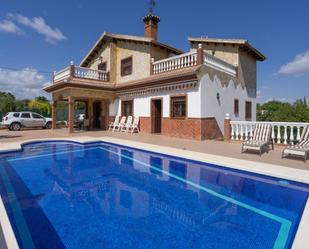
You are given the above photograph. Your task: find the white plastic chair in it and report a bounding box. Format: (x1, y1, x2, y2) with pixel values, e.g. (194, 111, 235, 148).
(108, 116, 120, 131)
(128, 116, 140, 134)
(122, 116, 133, 132)
(113, 116, 126, 132)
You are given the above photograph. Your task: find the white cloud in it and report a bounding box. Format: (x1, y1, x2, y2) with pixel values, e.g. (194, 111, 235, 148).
(0, 68, 50, 99)
(7, 13, 67, 44)
(0, 19, 23, 34)
(278, 50, 309, 76)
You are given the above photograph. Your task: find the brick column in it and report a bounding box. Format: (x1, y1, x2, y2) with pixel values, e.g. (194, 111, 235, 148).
(224, 113, 231, 141)
(197, 43, 204, 65)
(68, 96, 74, 133)
(52, 100, 57, 129)
(69, 61, 75, 79)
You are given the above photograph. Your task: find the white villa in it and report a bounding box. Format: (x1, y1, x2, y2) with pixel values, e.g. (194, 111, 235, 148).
(44, 12, 266, 140)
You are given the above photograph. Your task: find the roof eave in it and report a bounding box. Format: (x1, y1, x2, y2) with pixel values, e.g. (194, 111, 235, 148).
(188, 37, 266, 61)
(79, 31, 110, 67)
(79, 33, 184, 67)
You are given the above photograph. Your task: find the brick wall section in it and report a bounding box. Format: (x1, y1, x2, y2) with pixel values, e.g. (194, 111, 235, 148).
(162, 118, 202, 140)
(163, 118, 222, 140)
(108, 116, 223, 140)
(202, 118, 223, 140)
(109, 116, 115, 123)
(139, 117, 152, 133)
(224, 118, 231, 141)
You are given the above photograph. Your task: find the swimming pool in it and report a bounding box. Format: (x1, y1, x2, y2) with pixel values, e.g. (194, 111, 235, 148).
(0, 141, 308, 249)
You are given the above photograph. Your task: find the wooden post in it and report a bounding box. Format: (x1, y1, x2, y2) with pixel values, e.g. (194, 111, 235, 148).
(197, 44, 204, 65)
(52, 100, 57, 129)
(68, 96, 74, 133)
(224, 113, 231, 141)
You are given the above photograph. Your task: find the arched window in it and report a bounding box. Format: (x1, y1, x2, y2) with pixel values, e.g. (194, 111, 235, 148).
(98, 62, 107, 71)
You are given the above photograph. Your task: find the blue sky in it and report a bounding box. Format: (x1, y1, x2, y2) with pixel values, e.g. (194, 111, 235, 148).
(0, 0, 308, 102)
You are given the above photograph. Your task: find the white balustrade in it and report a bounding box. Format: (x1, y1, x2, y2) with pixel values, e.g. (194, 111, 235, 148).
(74, 66, 109, 81)
(204, 53, 237, 76)
(53, 67, 70, 82)
(153, 50, 237, 77)
(53, 65, 109, 83)
(153, 51, 197, 74)
(230, 121, 309, 144)
(283, 126, 288, 144)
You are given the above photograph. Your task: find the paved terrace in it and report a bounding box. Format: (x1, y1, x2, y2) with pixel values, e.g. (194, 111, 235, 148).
(0, 128, 308, 170)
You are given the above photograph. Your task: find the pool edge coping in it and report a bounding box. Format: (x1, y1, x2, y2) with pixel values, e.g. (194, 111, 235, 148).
(0, 136, 308, 249)
(0, 195, 19, 249)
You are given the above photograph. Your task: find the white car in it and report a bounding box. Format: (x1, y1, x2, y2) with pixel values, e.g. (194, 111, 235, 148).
(1, 112, 52, 131)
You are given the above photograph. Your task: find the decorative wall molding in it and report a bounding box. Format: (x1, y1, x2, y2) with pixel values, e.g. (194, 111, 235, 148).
(117, 81, 198, 99)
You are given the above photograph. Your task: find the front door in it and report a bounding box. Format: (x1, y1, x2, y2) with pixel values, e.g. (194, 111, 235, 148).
(92, 101, 101, 129)
(151, 99, 162, 133)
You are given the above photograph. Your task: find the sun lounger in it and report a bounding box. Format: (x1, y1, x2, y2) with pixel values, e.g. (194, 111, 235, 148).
(282, 125, 309, 162)
(108, 116, 120, 131)
(127, 116, 140, 134)
(113, 116, 126, 132)
(241, 123, 273, 156)
(121, 116, 133, 132)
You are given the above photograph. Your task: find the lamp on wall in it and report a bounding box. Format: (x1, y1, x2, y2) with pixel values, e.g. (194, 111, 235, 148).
(216, 92, 221, 106)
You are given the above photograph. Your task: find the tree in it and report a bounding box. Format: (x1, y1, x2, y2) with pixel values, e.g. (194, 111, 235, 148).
(35, 96, 49, 103)
(257, 98, 309, 122)
(0, 92, 16, 118)
(28, 99, 51, 117)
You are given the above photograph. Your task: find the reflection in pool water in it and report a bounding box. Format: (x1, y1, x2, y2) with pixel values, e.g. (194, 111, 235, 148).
(0, 141, 308, 249)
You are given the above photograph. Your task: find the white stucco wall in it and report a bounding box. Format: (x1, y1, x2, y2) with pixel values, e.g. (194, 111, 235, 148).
(109, 98, 120, 116)
(109, 75, 256, 134)
(200, 74, 256, 132)
(110, 82, 202, 118)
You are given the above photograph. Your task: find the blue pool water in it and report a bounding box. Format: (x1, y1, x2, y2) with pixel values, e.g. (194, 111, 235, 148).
(0, 141, 308, 249)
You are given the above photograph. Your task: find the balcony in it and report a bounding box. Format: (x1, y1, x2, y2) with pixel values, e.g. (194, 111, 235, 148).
(152, 45, 237, 77)
(53, 62, 110, 83)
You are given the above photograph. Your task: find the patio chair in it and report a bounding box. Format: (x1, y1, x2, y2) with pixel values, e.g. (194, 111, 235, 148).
(113, 116, 126, 132)
(127, 116, 140, 134)
(241, 123, 273, 156)
(282, 125, 309, 162)
(121, 116, 133, 132)
(108, 116, 120, 131)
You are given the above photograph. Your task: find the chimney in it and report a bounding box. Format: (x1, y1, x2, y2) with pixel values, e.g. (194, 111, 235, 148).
(143, 13, 160, 41)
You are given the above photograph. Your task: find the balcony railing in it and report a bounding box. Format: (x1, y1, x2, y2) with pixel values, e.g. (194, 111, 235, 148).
(152, 51, 197, 74)
(53, 63, 109, 83)
(204, 53, 237, 76)
(53, 66, 70, 82)
(152, 46, 237, 77)
(230, 121, 309, 144)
